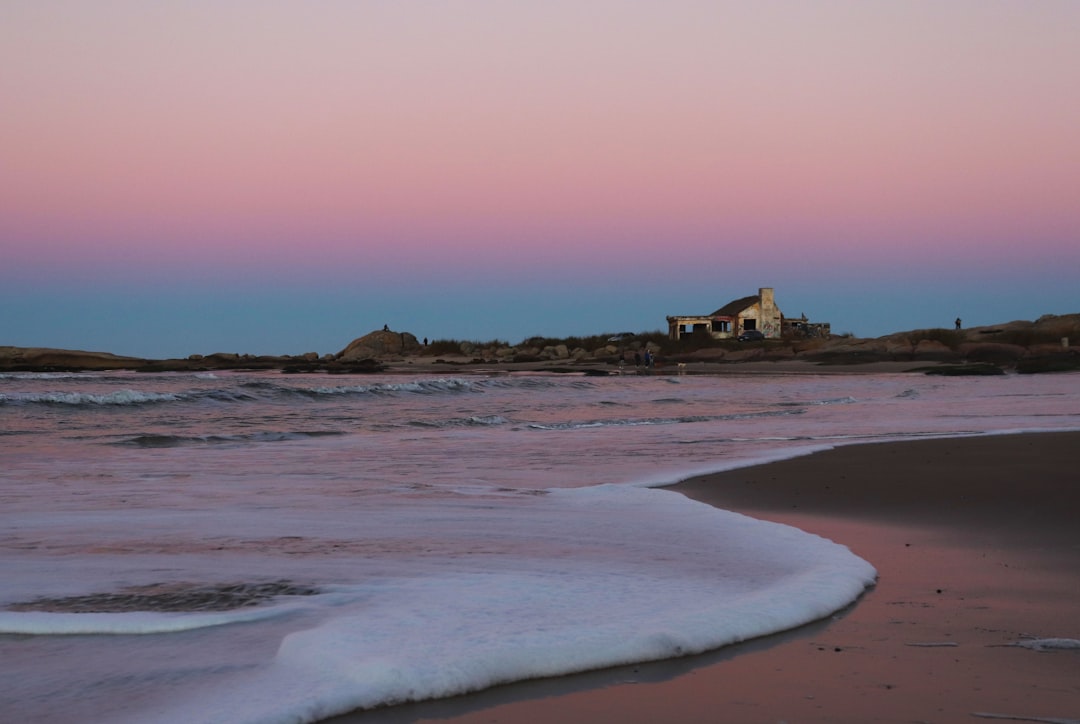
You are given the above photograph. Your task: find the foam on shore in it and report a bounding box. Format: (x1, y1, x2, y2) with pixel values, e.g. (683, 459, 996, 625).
(130, 485, 876, 724)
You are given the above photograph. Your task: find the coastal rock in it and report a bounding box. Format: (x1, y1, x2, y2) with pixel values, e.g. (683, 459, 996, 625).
(912, 339, 955, 360)
(0, 346, 146, 372)
(337, 330, 421, 361)
(801, 338, 891, 364)
(958, 342, 1025, 364)
(592, 345, 618, 358)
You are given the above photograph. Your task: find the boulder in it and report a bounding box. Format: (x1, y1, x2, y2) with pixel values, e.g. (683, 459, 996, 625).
(338, 330, 421, 361)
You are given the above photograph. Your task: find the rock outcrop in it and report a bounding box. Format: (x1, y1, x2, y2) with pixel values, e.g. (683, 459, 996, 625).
(337, 329, 421, 361)
(0, 346, 146, 372)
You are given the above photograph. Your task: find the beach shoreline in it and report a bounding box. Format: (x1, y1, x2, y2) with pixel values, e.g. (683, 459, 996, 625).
(332, 431, 1080, 723)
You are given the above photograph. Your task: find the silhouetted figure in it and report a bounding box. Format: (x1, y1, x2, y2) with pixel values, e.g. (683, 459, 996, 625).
(955, 318, 962, 330)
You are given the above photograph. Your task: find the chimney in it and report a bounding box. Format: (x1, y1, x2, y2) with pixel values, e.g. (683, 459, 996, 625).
(759, 287, 774, 307)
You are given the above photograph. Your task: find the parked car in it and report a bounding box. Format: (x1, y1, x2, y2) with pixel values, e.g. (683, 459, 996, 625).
(737, 329, 765, 342)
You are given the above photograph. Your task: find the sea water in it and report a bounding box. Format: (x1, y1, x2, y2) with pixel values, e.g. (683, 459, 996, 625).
(1, 369, 1078, 723)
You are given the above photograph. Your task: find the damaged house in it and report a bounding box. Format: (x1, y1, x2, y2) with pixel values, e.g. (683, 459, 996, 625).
(666, 287, 830, 341)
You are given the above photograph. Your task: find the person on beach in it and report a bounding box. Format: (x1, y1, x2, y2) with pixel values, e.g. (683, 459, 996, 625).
(955, 317, 962, 330)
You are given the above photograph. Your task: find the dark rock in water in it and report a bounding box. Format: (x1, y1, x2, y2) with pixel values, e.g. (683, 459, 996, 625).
(918, 363, 1005, 376)
(7, 580, 320, 613)
(324, 357, 386, 374)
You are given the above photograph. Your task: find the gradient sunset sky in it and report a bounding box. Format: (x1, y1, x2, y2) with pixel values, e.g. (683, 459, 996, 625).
(3, 1, 1078, 358)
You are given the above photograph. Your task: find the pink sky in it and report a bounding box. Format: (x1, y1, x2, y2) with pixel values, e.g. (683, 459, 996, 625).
(2, 1, 1078, 356)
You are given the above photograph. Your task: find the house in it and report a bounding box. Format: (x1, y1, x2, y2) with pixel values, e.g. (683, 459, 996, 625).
(666, 287, 830, 341)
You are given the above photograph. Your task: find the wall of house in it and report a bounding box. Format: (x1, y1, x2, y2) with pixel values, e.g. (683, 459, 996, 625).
(667, 316, 715, 340)
(735, 288, 782, 338)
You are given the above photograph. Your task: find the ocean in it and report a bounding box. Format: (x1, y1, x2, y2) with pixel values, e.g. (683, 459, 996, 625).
(2, 368, 1078, 723)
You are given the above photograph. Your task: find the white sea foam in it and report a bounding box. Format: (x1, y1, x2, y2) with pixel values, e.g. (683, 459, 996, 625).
(1, 389, 181, 405)
(0, 599, 315, 636)
(309, 377, 478, 396)
(131, 486, 877, 724)
(1011, 638, 1080, 651)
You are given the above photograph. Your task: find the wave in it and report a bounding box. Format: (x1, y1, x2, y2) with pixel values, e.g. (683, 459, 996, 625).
(527, 408, 806, 431)
(776, 396, 857, 408)
(305, 378, 480, 397)
(0, 374, 607, 410)
(0, 390, 182, 406)
(110, 430, 347, 448)
(673, 429, 973, 447)
(127, 486, 876, 723)
(0, 377, 482, 408)
(0, 372, 102, 380)
(406, 415, 511, 429)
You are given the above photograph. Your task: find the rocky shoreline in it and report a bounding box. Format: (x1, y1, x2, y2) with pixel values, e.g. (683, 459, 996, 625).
(3, 314, 1078, 375)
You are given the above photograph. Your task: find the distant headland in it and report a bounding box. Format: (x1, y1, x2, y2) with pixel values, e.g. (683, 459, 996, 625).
(2, 313, 1078, 375)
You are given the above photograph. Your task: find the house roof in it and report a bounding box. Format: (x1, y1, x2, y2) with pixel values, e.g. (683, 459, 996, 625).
(711, 294, 760, 317)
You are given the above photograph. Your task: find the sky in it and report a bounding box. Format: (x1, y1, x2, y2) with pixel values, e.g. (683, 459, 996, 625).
(2, 1, 1078, 358)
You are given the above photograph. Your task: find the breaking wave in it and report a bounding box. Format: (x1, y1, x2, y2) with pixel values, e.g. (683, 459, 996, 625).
(305, 378, 480, 397)
(0, 377, 484, 408)
(406, 415, 511, 429)
(0, 390, 182, 406)
(110, 431, 347, 447)
(527, 408, 806, 431)
(0, 375, 607, 409)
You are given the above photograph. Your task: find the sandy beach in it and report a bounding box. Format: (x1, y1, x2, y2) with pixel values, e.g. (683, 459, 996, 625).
(335, 431, 1080, 724)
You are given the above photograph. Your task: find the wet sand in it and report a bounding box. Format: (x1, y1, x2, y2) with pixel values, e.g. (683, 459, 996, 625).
(335, 431, 1080, 724)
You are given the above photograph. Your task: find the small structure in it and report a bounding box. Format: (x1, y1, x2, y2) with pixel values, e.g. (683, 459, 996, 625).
(667, 287, 829, 341)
